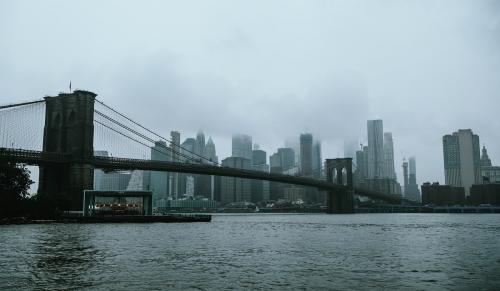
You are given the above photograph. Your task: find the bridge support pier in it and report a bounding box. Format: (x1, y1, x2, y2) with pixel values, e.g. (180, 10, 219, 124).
(326, 158, 354, 214)
(38, 91, 96, 212)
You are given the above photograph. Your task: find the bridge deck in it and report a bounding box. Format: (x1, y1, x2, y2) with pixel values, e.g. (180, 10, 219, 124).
(0, 148, 402, 203)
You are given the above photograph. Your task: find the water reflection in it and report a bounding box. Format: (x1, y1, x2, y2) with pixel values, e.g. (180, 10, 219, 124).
(30, 225, 99, 290)
(0, 214, 500, 290)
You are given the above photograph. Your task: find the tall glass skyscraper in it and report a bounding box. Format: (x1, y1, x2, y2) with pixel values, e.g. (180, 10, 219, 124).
(367, 120, 384, 178)
(300, 133, 313, 177)
(383, 132, 396, 179)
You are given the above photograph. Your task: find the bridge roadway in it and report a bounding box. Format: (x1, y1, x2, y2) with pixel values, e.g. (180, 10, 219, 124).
(0, 148, 402, 203)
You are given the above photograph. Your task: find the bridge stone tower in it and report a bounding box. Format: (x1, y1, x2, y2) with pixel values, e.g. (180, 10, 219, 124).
(326, 158, 354, 213)
(38, 90, 96, 212)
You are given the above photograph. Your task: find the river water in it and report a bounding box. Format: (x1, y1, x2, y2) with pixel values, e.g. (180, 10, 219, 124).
(1, 213, 499, 290)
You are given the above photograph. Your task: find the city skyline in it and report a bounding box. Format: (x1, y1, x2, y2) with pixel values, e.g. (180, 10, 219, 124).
(2, 0, 500, 187)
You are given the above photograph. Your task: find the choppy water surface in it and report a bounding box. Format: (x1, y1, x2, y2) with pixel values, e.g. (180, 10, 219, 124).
(1, 214, 500, 290)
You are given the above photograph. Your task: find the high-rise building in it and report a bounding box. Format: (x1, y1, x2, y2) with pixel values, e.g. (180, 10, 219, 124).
(300, 133, 313, 177)
(220, 157, 252, 203)
(150, 141, 171, 206)
(406, 156, 420, 201)
(252, 149, 267, 165)
(443, 129, 481, 195)
(194, 131, 206, 161)
(205, 137, 218, 164)
(383, 132, 396, 179)
(179, 137, 195, 196)
(367, 120, 384, 178)
(251, 149, 270, 203)
(232, 134, 252, 161)
(170, 131, 181, 200)
(277, 148, 295, 172)
(402, 159, 409, 196)
(285, 138, 300, 168)
(204, 137, 218, 200)
(355, 145, 369, 184)
(312, 141, 322, 178)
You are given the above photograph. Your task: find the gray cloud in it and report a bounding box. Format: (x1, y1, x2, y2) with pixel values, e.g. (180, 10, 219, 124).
(1, 0, 499, 185)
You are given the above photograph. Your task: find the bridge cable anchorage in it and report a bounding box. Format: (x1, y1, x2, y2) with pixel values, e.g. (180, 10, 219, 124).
(94, 98, 219, 166)
(93, 110, 204, 164)
(93, 119, 203, 165)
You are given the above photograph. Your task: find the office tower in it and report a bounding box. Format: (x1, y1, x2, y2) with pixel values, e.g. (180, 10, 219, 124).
(383, 132, 396, 179)
(170, 131, 181, 200)
(300, 133, 313, 176)
(178, 137, 195, 196)
(312, 141, 322, 178)
(355, 145, 369, 183)
(481, 145, 492, 167)
(232, 134, 252, 160)
(205, 137, 218, 164)
(194, 131, 206, 161)
(220, 157, 252, 203)
(277, 148, 295, 172)
(443, 129, 481, 195)
(402, 159, 409, 196)
(251, 149, 270, 203)
(406, 157, 420, 201)
(252, 149, 267, 165)
(285, 138, 300, 165)
(181, 138, 195, 162)
(367, 120, 384, 178)
(170, 131, 181, 162)
(150, 141, 171, 206)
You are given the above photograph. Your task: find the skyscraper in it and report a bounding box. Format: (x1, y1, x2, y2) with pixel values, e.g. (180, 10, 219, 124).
(312, 140, 322, 178)
(150, 141, 171, 206)
(406, 157, 420, 201)
(194, 131, 206, 162)
(220, 157, 252, 203)
(251, 148, 270, 203)
(170, 131, 181, 199)
(367, 120, 384, 178)
(205, 137, 218, 164)
(300, 133, 313, 177)
(277, 148, 295, 172)
(402, 159, 409, 197)
(232, 134, 252, 160)
(383, 132, 396, 179)
(355, 145, 369, 183)
(443, 129, 481, 195)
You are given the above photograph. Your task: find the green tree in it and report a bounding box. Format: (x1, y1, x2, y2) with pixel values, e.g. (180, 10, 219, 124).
(0, 161, 34, 218)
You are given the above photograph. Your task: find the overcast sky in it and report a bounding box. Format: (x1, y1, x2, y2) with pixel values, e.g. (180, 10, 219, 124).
(1, 0, 499, 185)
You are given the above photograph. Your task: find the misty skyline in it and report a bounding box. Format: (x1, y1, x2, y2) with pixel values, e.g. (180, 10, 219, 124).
(1, 0, 499, 185)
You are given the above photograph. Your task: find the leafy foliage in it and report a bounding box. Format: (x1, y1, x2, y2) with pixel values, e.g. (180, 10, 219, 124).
(0, 161, 34, 218)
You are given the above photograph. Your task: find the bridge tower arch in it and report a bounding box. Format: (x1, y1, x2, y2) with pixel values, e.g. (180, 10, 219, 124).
(38, 90, 96, 212)
(326, 158, 354, 213)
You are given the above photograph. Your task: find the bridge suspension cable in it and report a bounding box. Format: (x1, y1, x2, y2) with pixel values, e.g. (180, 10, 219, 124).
(94, 98, 219, 166)
(94, 115, 203, 165)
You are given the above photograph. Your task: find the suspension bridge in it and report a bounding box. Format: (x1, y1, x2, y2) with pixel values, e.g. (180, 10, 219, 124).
(0, 90, 403, 213)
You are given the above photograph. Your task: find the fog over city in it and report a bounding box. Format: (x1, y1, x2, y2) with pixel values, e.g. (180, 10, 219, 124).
(1, 0, 499, 184)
